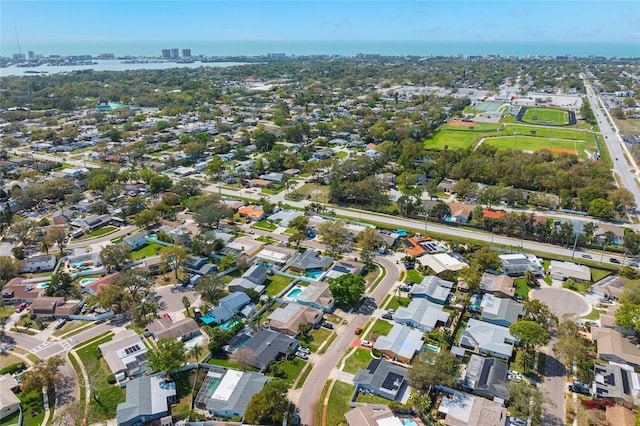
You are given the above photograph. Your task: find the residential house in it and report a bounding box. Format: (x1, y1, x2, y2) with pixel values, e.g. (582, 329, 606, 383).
(76, 213, 112, 231)
(295, 281, 335, 312)
(593, 362, 640, 405)
(345, 406, 403, 426)
(194, 366, 270, 418)
(83, 272, 121, 295)
(437, 179, 456, 193)
(184, 255, 217, 276)
(436, 387, 508, 426)
(478, 294, 524, 327)
(146, 317, 201, 342)
(353, 359, 410, 402)
(410, 275, 454, 304)
(247, 178, 271, 188)
(226, 236, 264, 258)
(238, 205, 266, 221)
(394, 299, 449, 333)
(481, 209, 506, 221)
(228, 264, 268, 294)
(459, 319, 516, 360)
(375, 172, 397, 188)
(0, 277, 42, 304)
(594, 223, 625, 246)
(260, 172, 284, 184)
(0, 374, 20, 421)
(52, 209, 75, 225)
(30, 297, 65, 317)
(479, 273, 516, 298)
(373, 323, 424, 363)
(255, 244, 297, 266)
(267, 209, 304, 228)
(98, 330, 148, 381)
(499, 254, 544, 277)
(447, 202, 475, 223)
(592, 277, 625, 301)
(288, 250, 333, 273)
(462, 354, 509, 400)
(267, 303, 323, 337)
(18, 254, 56, 273)
(205, 292, 253, 325)
(116, 375, 177, 426)
(123, 230, 149, 250)
(549, 261, 591, 282)
(240, 328, 298, 371)
(591, 327, 640, 368)
(419, 253, 468, 274)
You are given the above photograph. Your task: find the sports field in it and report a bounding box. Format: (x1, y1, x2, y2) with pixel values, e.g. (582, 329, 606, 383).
(427, 129, 481, 150)
(482, 136, 595, 159)
(521, 108, 569, 125)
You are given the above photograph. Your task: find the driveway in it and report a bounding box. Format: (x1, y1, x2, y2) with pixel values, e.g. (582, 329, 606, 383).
(529, 287, 591, 320)
(148, 284, 199, 317)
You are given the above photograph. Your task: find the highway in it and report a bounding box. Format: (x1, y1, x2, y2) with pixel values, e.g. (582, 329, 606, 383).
(582, 75, 640, 217)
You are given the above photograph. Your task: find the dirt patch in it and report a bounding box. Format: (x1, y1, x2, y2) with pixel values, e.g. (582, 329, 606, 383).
(447, 120, 475, 127)
(536, 147, 578, 155)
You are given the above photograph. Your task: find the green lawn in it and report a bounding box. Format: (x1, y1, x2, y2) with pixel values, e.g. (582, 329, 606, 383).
(276, 358, 307, 385)
(15, 389, 46, 426)
(522, 108, 569, 125)
(364, 319, 393, 340)
(325, 381, 355, 426)
(288, 183, 330, 203)
(76, 334, 126, 424)
(75, 226, 118, 240)
(514, 278, 533, 300)
(354, 392, 391, 405)
(306, 328, 332, 352)
(294, 363, 312, 389)
(319, 332, 338, 355)
(483, 136, 593, 159)
(343, 348, 374, 374)
(405, 269, 423, 283)
(385, 296, 411, 311)
(426, 128, 481, 150)
(590, 268, 611, 282)
(562, 280, 592, 294)
(335, 151, 349, 159)
(52, 319, 94, 337)
(582, 309, 604, 321)
(130, 242, 165, 260)
(442, 122, 502, 131)
(251, 220, 277, 231)
(172, 369, 195, 417)
(264, 275, 295, 297)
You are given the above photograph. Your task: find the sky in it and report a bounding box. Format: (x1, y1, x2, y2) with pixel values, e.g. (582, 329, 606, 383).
(1, 0, 639, 46)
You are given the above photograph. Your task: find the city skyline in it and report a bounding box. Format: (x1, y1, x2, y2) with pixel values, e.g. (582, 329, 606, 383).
(1, 0, 639, 50)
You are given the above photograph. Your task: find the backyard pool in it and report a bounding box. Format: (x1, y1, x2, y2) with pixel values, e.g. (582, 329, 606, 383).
(402, 420, 418, 426)
(147, 234, 158, 241)
(425, 343, 441, 353)
(284, 286, 305, 301)
(79, 278, 99, 286)
(220, 319, 241, 331)
(305, 269, 324, 280)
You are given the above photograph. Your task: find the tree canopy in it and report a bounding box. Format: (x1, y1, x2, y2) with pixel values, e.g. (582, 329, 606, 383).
(509, 320, 550, 351)
(407, 350, 461, 392)
(244, 378, 292, 425)
(147, 337, 187, 379)
(328, 273, 366, 306)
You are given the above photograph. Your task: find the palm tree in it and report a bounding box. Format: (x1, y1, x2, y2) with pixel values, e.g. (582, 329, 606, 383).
(190, 344, 203, 363)
(147, 301, 158, 320)
(524, 270, 534, 285)
(40, 237, 50, 255)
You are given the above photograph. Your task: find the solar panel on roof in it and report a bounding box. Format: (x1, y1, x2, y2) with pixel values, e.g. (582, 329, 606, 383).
(621, 371, 631, 395)
(382, 372, 403, 391)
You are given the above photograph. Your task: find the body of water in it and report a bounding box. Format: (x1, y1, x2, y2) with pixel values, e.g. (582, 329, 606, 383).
(2, 39, 638, 60)
(0, 60, 248, 77)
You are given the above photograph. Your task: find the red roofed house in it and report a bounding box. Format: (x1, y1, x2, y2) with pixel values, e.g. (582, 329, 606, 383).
(482, 208, 506, 220)
(238, 205, 266, 221)
(83, 273, 122, 296)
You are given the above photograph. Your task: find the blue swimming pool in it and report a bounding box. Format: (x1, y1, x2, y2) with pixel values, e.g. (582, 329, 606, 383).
(79, 278, 98, 286)
(305, 269, 324, 280)
(286, 287, 303, 300)
(220, 319, 241, 331)
(403, 420, 418, 426)
(425, 343, 440, 353)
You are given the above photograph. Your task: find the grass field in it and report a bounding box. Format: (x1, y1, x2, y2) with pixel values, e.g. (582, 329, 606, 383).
(482, 136, 593, 159)
(522, 108, 569, 125)
(130, 242, 164, 260)
(251, 219, 277, 231)
(325, 381, 355, 426)
(364, 319, 393, 340)
(263, 274, 295, 297)
(343, 348, 374, 374)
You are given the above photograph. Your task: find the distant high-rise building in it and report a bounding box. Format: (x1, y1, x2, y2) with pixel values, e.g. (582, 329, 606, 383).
(12, 53, 25, 60)
(170, 48, 179, 58)
(98, 53, 115, 59)
(161, 49, 171, 58)
(28, 51, 35, 59)
(182, 48, 191, 57)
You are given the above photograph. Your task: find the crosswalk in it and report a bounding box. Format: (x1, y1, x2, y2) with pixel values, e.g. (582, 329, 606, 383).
(31, 338, 74, 359)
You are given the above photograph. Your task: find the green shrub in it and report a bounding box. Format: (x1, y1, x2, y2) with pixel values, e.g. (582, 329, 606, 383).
(0, 362, 25, 375)
(106, 374, 116, 384)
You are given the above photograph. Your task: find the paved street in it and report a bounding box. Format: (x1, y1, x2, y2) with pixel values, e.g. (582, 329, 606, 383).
(529, 287, 591, 320)
(294, 255, 400, 426)
(540, 338, 566, 426)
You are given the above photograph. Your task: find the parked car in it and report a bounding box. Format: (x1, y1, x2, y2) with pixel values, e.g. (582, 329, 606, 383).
(361, 340, 373, 348)
(354, 327, 363, 335)
(321, 322, 334, 330)
(295, 351, 309, 360)
(15, 303, 28, 313)
(509, 417, 526, 426)
(381, 313, 393, 320)
(568, 383, 590, 396)
(54, 319, 67, 330)
(297, 346, 310, 354)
